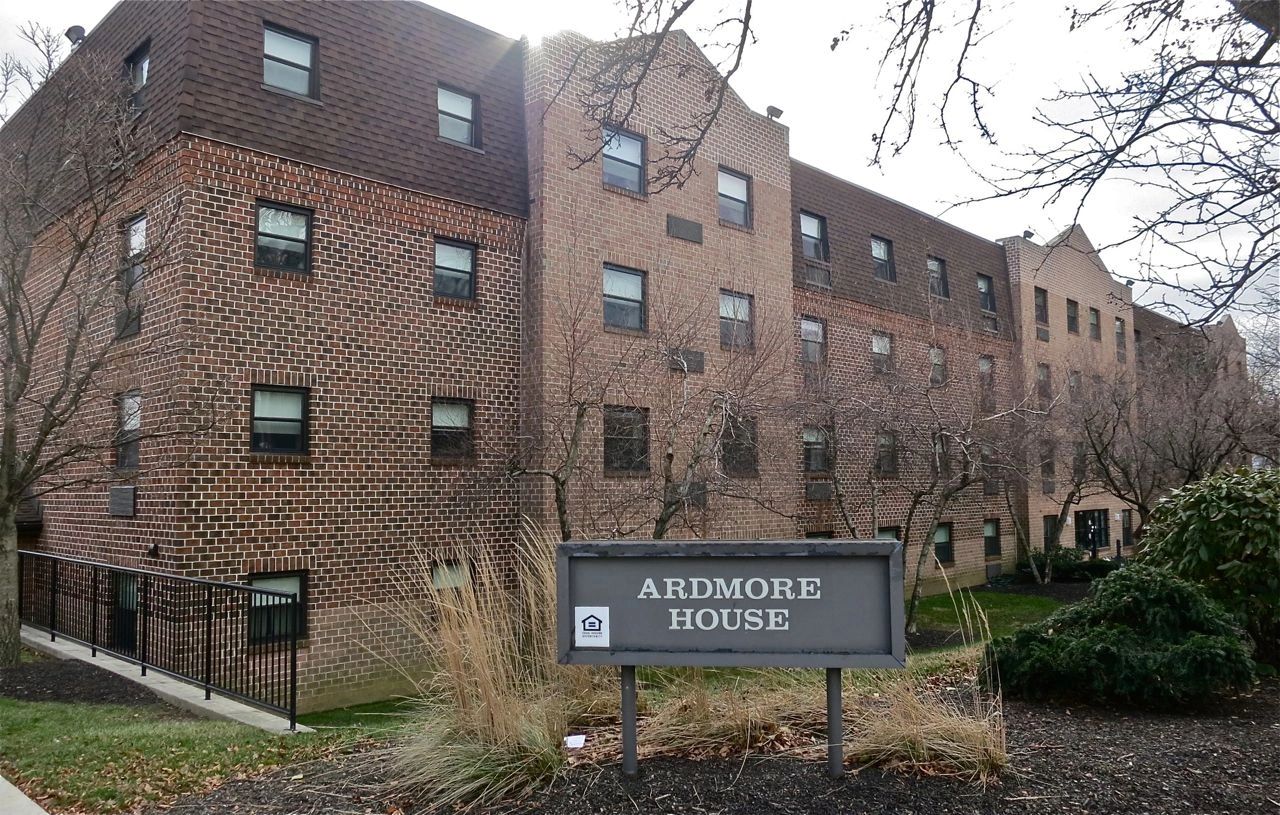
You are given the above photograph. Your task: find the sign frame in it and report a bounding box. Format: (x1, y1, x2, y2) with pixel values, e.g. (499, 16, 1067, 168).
(557, 540, 906, 669)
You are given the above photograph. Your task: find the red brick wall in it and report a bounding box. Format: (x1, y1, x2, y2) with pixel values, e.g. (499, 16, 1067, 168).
(34, 135, 526, 710)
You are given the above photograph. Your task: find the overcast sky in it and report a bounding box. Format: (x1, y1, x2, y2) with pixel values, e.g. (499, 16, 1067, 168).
(0, 0, 1250, 316)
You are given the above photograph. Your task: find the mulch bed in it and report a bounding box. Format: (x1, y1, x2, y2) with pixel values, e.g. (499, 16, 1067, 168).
(0, 647, 174, 707)
(146, 679, 1280, 815)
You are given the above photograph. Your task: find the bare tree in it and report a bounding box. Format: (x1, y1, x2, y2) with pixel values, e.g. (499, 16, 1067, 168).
(0, 27, 207, 665)
(560, 0, 1277, 323)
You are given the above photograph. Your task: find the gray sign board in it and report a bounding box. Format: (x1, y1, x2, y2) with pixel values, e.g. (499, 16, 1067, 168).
(557, 540, 905, 669)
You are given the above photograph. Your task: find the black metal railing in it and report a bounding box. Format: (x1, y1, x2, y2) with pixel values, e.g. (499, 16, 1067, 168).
(18, 551, 298, 729)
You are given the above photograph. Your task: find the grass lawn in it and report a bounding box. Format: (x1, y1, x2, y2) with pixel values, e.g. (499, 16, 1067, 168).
(914, 590, 1064, 642)
(0, 695, 413, 813)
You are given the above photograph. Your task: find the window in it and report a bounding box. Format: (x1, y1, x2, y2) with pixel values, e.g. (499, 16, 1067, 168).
(1040, 439, 1056, 493)
(876, 527, 901, 541)
(802, 427, 829, 473)
(263, 25, 316, 97)
(116, 390, 141, 470)
(431, 399, 474, 461)
(1068, 369, 1082, 402)
(1042, 515, 1060, 550)
(984, 519, 1001, 558)
(1036, 363, 1052, 402)
(800, 212, 828, 261)
(604, 406, 649, 473)
(251, 387, 308, 454)
(721, 416, 758, 477)
(118, 214, 146, 337)
(800, 317, 825, 365)
(603, 127, 644, 192)
(1089, 307, 1101, 340)
(719, 290, 753, 349)
(1115, 317, 1127, 360)
(933, 523, 954, 565)
(932, 433, 951, 477)
(1034, 287, 1049, 324)
(438, 85, 479, 147)
(125, 43, 149, 110)
(871, 236, 896, 282)
(977, 274, 996, 312)
(871, 332, 894, 373)
(927, 257, 949, 298)
(1066, 299, 1080, 334)
(981, 443, 999, 495)
(802, 264, 832, 288)
(929, 347, 947, 386)
(255, 202, 312, 273)
(248, 572, 307, 643)
(433, 239, 476, 300)
(717, 168, 751, 227)
(432, 561, 471, 589)
(603, 265, 645, 331)
(1073, 441, 1088, 482)
(978, 355, 995, 411)
(875, 431, 898, 476)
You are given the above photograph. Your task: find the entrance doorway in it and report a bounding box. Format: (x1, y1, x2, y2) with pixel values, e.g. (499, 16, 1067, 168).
(1074, 509, 1109, 555)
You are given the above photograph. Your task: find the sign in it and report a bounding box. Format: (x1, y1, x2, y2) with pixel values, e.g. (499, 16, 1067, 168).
(557, 540, 905, 669)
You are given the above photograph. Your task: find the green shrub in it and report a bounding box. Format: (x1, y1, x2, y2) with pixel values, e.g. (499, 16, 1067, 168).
(1141, 468, 1280, 665)
(1020, 546, 1120, 582)
(985, 565, 1255, 709)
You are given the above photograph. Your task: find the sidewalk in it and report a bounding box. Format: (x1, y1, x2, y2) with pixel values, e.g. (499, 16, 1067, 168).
(0, 774, 48, 815)
(20, 627, 312, 735)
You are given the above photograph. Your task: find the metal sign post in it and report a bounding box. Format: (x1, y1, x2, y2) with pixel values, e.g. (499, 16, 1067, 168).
(558, 540, 905, 779)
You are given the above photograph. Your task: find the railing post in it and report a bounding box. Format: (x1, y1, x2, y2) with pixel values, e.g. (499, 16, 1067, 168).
(204, 584, 213, 700)
(289, 595, 298, 732)
(49, 557, 58, 642)
(90, 566, 99, 657)
(140, 573, 150, 677)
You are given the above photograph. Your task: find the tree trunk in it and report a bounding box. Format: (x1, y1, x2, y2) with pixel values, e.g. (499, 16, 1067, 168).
(902, 498, 934, 635)
(0, 507, 20, 667)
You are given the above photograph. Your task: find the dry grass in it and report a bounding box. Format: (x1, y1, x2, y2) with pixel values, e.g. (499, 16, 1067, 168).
(384, 524, 612, 811)
(384, 534, 1007, 809)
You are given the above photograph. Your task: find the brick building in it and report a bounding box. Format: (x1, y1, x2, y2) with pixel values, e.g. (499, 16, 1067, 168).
(10, 1, 1243, 709)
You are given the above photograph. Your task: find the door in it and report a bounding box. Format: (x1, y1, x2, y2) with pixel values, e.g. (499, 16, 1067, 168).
(111, 572, 137, 655)
(1074, 510, 1108, 554)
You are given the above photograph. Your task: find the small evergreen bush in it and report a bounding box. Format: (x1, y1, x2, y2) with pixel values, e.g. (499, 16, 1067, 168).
(1141, 467, 1280, 665)
(985, 565, 1254, 709)
(1021, 546, 1121, 582)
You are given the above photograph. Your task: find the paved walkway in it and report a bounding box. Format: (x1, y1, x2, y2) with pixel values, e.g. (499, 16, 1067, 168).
(0, 774, 49, 815)
(20, 626, 312, 735)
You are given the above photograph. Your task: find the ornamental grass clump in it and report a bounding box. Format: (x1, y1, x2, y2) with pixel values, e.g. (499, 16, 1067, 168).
(387, 527, 612, 811)
(985, 564, 1255, 709)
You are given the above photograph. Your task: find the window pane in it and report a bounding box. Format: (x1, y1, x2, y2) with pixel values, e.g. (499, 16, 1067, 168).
(603, 156, 642, 191)
(259, 207, 308, 240)
(250, 575, 300, 604)
(800, 213, 822, 239)
(436, 242, 474, 272)
(718, 170, 747, 201)
(871, 238, 890, 261)
(264, 29, 313, 67)
(604, 129, 642, 165)
(263, 59, 311, 95)
(120, 393, 142, 432)
(252, 421, 303, 452)
(984, 520, 998, 537)
(256, 235, 307, 270)
(604, 298, 642, 330)
(438, 87, 473, 119)
(934, 526, 950, 544)
(434, 267, 473, 299)
(872, 334, 891, 355)
(128, 217, 147, 256)
(718, 196, 747, 225)
(254, 389, 303, 420)
(604, 267, 643, 300)
(800, 319, 823, 343)
(433, 401, 471, 429)
(439, 116, 473, 145)
(719, 293, 749, 321)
